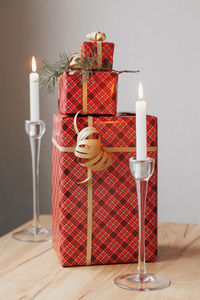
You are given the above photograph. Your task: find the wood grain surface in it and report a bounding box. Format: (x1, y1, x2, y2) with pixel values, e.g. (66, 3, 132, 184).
(0, 215, 200, 300)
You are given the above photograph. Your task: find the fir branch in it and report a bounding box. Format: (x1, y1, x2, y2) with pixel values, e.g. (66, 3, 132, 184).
(39, 52, 70, 94)
(115, 69, 140, 74)
(39, 51, 139, 95)
(39, 52, 97, 94)
(100, 67, 140, 74)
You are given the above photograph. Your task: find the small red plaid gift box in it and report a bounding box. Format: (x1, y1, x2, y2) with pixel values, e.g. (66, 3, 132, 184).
(58, 71, 118, 115)
(52, 113, 158, 267)
(80, 31, 114, 69)
(81, 42, 114, 70)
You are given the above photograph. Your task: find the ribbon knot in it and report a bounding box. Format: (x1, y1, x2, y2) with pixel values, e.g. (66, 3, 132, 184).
(74, 113, 112, 184)
(86, 31, 106, 42)
(69, 52, 88, 73)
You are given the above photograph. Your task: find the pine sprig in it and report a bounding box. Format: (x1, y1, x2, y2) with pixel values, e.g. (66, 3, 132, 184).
(39, 52, 98, 94)
(39, 52, 70, 94)
(39, 51, 140, 94)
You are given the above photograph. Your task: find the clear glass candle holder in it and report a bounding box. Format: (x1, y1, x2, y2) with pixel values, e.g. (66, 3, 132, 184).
(114, 157, 170, 291)
(12, 120, 51, 242)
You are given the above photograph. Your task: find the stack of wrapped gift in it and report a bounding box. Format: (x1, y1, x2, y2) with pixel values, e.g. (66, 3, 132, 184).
(52, 32, 158, 267)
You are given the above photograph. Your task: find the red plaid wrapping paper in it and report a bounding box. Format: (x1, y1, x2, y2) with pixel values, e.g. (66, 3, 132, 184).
(58, 71, 118, 115)
(81, 41, 114, 69)
(52, 113, 158, 267)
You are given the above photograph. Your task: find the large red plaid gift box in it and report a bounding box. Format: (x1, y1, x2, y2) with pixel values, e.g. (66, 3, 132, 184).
(58, 71, 118, 115)
(52, 113, 158, 267)
(81, 42, 114, 70)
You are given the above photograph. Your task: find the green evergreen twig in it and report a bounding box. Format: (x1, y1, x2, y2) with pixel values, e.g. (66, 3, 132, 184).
(39, 52, 70, 94)
(39, 51, 140, 94)
(39, 52, 97, 94)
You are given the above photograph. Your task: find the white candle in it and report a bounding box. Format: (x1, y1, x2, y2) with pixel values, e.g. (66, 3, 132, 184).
(29, 56, 40, 121)
(136, 81, 147, 160)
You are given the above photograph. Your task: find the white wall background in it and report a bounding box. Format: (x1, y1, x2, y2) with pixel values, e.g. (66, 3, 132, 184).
(1, 0, 200, 235)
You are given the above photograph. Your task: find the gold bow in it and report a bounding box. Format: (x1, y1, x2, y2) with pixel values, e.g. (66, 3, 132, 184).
(74, 113, 112, 184)
(69, 52, 89, 74)
(86, 31, 106, 42)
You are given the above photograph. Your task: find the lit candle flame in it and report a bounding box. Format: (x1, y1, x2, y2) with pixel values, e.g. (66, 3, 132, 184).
(138, 81, 143, 100)
(32, 56, 37, 72)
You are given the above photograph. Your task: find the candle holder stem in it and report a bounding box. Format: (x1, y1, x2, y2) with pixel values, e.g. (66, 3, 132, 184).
(137, 179, 147, 275)
(30, 127, 41, 231)
(13, 121, 51, 242)
(114, 158, 170, 291)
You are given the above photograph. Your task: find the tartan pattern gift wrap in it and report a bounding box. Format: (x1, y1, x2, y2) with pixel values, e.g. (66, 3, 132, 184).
(58, 71, 118, 116)
(52, 113, 158, 267)
(81, 41, 114, 70)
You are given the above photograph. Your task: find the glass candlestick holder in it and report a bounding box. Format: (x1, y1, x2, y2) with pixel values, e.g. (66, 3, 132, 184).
(13, 120, 51, 242)
(114, 157, 170, 291)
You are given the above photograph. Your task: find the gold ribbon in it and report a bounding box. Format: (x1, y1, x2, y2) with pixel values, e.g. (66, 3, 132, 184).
(82, 79, 87, 114)
(52, 116, 158, 265)
(86, 116, 93, 265)
(52, 141, 158, 155)
(86, 31, 105, 68)
(86, 31, 106, 42)
(97, 42, 102, 68)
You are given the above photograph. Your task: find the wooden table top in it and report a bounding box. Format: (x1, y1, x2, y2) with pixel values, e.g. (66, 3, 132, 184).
(0, 215, 200, 300)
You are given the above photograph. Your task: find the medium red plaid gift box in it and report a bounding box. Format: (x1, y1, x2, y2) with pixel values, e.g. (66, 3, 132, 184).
(58, 71, 118, 115)
(52, 113, 158, 267)
(81, 41, 114, 70)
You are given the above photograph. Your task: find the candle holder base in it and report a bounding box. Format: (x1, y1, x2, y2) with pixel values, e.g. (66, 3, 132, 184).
(12, 227, 51, 243)
(114, 273, 170, 291)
